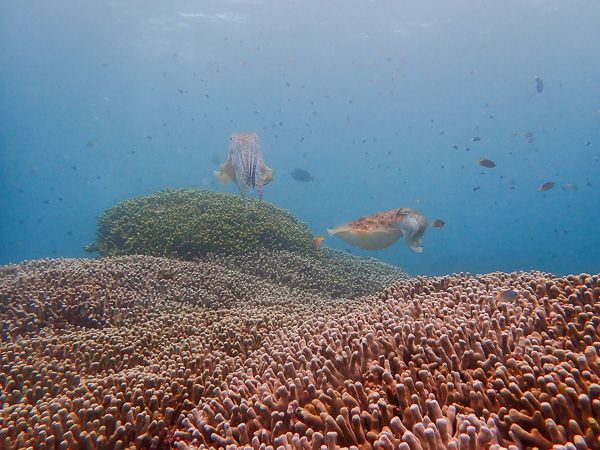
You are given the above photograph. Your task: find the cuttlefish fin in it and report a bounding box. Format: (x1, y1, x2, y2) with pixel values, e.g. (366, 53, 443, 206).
(214, 158, 235, 185)
(327, 225, 402, 250)
(262, 164, 274, 184)
(214, 170, 231, 185)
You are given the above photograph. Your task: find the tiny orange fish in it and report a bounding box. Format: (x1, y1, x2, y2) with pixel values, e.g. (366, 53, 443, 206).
(478, 159, 496, 168)
(539, 182, 556, 192)
(311, 236, 325, 250)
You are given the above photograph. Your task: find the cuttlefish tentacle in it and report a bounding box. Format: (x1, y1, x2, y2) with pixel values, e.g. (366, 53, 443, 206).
(327, 207, 427, 252)
(214, 132, 274, 206)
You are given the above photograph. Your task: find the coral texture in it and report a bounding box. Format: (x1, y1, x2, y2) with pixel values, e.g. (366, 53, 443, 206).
(88, 189, 315, 258)
(1, 256, 599, 450)
(210, 248, 410, 299)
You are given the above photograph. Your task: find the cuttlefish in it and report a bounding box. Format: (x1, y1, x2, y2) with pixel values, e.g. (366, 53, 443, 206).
(327, 207, 428, 252)
(214, 132, 274, 206)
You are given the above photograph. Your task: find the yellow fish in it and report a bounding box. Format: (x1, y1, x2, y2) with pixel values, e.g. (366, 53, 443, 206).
(327, 207, 427, 252)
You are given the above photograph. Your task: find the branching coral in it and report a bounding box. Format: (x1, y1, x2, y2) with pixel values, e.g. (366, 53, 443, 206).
(209, 248, 410, 299)
(89, 189, 315, 258)
(1, 256, 599, 449)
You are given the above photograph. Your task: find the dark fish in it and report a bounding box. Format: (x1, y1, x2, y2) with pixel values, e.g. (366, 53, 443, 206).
(526, 138, 535, 144)
(86, 141, 96, 147)
(521, 132, 534, 138)
(431, 219, 445, 228)
(534, 76, 544, 93)
(291, 168, 314, 182)
(496, 289, 518, 302)
(539, 181, 556, 192)
(471, 137, 481, 142)
(478, 158, 496, 168)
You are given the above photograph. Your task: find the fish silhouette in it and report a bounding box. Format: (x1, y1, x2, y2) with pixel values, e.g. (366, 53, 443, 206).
(214, 133, 274, 206)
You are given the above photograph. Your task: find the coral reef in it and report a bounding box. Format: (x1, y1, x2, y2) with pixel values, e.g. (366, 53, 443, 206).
(89, 189, 315, 259)
(1, 255, 599, 449)
(209, 248, 410, 298)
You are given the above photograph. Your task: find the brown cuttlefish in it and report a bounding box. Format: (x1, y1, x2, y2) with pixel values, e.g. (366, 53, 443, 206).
(214, 132, 274, 206)
(327, 207, 428, 252)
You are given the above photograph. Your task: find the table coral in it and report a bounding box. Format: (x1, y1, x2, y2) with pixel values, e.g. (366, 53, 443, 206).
(1, 256, 599, 449)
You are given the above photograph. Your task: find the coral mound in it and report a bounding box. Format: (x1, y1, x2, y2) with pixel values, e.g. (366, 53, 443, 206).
(88, 188, 315, 258)
(0, 256, 599, 450)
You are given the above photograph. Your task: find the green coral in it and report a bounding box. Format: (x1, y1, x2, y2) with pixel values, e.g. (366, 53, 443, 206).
(89, 189, 314, 258)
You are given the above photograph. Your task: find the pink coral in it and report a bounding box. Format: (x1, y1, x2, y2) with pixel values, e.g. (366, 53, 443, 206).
(1, 257, 599, 449)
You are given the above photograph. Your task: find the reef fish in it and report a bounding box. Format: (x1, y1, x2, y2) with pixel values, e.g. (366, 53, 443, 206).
(327, 207, 427, 252)
(291, 168, 314, 182)
(534, 76, 544, 94)
(496, 289, 518, 302)
(311, 236, 324, 250)
(214, 132, 274, 206)
(431, 219, 446, 228)
(539, 181, 556, 192)
(478, 158, 496, 168)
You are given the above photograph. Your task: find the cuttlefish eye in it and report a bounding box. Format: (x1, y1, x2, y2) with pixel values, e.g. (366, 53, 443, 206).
(399, 208, 411, 215)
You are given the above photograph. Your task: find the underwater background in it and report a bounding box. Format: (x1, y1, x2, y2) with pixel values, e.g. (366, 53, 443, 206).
(1, 0, 598, 277)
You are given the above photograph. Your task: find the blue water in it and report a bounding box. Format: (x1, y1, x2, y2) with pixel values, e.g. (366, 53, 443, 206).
(1, 0, 599, 277)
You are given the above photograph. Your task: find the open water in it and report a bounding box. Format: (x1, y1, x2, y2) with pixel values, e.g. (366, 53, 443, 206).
(1, 0, 599, 276)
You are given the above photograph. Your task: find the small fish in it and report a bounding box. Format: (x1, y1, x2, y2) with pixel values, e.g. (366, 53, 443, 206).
(526, 138, 535, 144)
(291, 168, 314, 182)
(564, 183, 578, 191)
(478, 158, 496, 168)
(86, 141, 96, 147)
(539, 182, 556, 192)
(534, 76, 544, 93)
(521, 132, 534, 138)
(311, 236, 325, 250)
(471, 137, 481, 142)
(431, 219, 446, 228)
(473, 185, 481, 191)
(496, 289, 518, 302)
